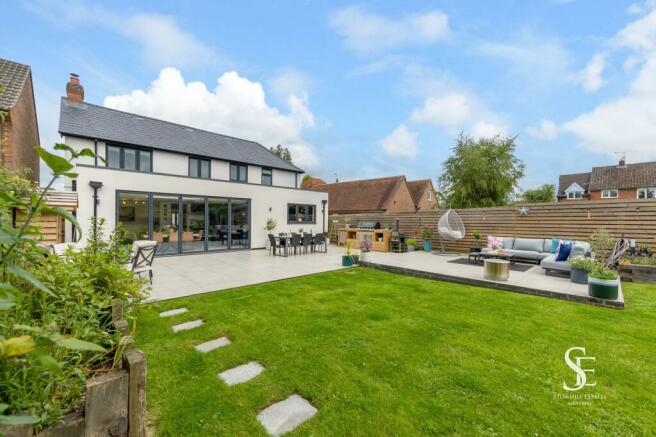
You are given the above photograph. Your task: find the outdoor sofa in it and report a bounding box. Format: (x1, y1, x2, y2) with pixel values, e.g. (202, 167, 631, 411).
(481, 237, 591, 274)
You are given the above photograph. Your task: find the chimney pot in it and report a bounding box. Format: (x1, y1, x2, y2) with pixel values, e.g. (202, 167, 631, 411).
(66, 73, 84, 103)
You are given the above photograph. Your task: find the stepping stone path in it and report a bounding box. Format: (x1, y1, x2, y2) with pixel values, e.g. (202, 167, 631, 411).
(159, 307, 188, 317)
(194, 337, 231, 353)
(257, 394, 318, 436)
(172, 319, 203, 332)
(218, 361, 264, 386)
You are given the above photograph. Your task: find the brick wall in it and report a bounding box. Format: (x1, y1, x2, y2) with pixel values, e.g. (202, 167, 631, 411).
(415, 188, 438, 211)
(6, 74, 40, 182)
(589, 189, 637, 201)
(385, 179, 416, 213)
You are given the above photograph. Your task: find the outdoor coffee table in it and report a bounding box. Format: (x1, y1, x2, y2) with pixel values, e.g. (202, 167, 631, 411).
(484, 259, 510, 281)
(469, 251, 516, 265)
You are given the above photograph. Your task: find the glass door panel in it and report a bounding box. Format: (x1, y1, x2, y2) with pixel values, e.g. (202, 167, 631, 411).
(153, 195, 179, 255)
(181, 197, 206, 253)
(230, 199, 249, 249)
(117, 192, 149, 244)
(208, 198, 229, 250)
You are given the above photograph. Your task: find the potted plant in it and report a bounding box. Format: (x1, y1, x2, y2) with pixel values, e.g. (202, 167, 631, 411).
(342, 241, 354, 266)
(420, 225, 433, 252)
(406, 238, 417, 252)
(587, 262, 619, 299)
(471, 230, 482, 252)
(264, 218, 277, 249)
(569, 257, 595, 284)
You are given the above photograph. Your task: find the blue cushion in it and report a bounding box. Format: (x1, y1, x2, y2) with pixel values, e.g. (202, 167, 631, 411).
(550, 239, 560, 254)
(555, 242, 572, 261)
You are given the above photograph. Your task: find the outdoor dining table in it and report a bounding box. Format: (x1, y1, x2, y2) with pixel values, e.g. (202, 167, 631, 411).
(274, 234, 315, 257)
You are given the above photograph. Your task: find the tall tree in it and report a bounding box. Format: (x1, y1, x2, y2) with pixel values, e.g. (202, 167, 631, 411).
(521, 184, 556, 203)
(438, 133, 525, 208)
(302, 174, 312, 184)
(269, 144, 293, 164)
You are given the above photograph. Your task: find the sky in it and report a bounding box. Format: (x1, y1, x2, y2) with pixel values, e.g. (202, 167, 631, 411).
(5, 0, 656, 189)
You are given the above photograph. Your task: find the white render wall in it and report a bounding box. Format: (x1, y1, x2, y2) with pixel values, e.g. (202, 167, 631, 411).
(64, 136, 326, 249)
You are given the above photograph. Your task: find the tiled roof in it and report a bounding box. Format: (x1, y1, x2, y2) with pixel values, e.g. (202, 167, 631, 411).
(58, 98, 304, 173)
(589, 161, 656, 190)
(558, 172, 591, 196)
(301, 177, 327, 191)
(324, 176, 405, 213)
(0, 58, 31, 111)
(407, 179, 433, 207)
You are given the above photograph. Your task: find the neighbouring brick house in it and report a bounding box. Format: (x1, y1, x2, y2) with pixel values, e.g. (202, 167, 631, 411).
(0, 58, 40, 182)
(558, 159, 656, 201)
(302, 175, 437, 214)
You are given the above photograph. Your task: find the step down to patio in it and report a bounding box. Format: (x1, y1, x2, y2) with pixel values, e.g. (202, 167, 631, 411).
(159, 308, 188, 318)
(257, 394, 318, 436)
(218, 361, 264, 386)
(194, 337, 231, 353)
(172, 319, 204, 332)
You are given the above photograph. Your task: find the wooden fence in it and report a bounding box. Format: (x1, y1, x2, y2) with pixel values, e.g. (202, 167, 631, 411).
(329, 199, 656, 253)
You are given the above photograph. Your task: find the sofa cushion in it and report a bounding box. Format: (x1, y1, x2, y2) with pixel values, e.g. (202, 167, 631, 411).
(513, 238, 544, 253)
(487, 236, 503, 250)
(550, 239, 560, 253)
(543, 239, 553, 253)
(541, 254, 571, 272)
(570, 241, 591, 258)
(506, 249, 541, 260)
(502, 237, 515, 249)
(556, 242, 572, 261)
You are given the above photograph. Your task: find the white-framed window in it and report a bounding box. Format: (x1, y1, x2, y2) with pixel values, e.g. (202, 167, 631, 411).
(601, 189, 619, 198)
(637, 187, 656, 199)
(427, 191, 432, 201)
(567, 191, 583, 199)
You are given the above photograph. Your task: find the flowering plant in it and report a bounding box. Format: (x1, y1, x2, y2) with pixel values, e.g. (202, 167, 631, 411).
(419, 224, 433, 240)
(360, 239, 372, 252)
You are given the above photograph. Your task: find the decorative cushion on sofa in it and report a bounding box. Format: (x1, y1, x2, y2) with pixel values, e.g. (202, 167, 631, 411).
(556, 242, 572, 261)
(513, 238, 544, 253)
(550, 239, 561, 253)
(487, 236, 503, 250)
(542, 239, 553, 253)
(502, 237, 515, 249)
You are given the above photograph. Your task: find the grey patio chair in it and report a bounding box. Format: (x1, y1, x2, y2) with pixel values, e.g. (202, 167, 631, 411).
(302, 233, 313, 254)
(129, 241, 157, 284)
(313, 233, 327, 253)
(290, 233, 302, 255)
(268, 234, 285, 256)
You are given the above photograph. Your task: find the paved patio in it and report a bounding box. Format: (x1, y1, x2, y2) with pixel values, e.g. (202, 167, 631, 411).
(148, 248, 345, 301)
(359, 250, 624, 308)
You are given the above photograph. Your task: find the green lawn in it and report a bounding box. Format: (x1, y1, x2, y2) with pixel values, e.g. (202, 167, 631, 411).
(135, 268, 656, 436)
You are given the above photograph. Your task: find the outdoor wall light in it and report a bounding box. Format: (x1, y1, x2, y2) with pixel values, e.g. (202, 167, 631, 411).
(89, 181, 103, 218)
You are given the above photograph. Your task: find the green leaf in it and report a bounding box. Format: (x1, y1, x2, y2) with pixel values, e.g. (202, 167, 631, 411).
(37, 354, 63, 373)
(0, 414, 40, 425)
(0, 335, 36, 357)
(0, 403, 7, 413)
(55, 337, 105, 352)
(41, 206, 81, 238)
(0, 229, 20, 245)
(37, 146, 73, 175)
(0, 297, 15, 311)
(61, 172, 79, 178)
(54, 143, 74, 154)
(78, 148, 96, 158)
(6, 265, 55, 297)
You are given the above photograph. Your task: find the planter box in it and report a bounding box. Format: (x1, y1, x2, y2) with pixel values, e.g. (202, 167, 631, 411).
(570, 267, 588, 284)
(407, 245, 415, 252)
(619, 264, 656, 283)
(0, 350, 147, 437)
(588, 277, 619, 300)
(342, 255, 354, 267)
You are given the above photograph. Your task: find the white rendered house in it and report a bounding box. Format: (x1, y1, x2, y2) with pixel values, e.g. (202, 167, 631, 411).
(58, 75, 327, 255)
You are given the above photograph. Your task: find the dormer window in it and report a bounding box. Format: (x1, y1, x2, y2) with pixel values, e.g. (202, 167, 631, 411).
(637, 187, 656, 199)
(567, 191, 582, 199)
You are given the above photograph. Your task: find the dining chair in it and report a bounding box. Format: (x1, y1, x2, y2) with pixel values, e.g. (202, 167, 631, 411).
(268, 234, 285, 256)
(290, 233, 302, 255)
(128, 241, 157, 284)
(302, 232, 312, 254)
(313, 233, 327, 253)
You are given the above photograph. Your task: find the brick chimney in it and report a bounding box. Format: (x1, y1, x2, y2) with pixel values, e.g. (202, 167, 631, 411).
(618, 157, 627, 168)
(66, 73, 84, 103)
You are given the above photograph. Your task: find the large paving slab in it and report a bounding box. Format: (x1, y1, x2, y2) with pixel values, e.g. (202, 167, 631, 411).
(257, 394, 318, 436)
(194, 337, 231, 353)
(172, 319, 203, 332)
(218, 361, 264, 386)
(148, 248, 345, 301)
(159, 308, 188, 317)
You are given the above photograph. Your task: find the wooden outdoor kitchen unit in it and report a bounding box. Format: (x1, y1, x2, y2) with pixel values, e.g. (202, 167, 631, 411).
(338, 221, 391, 252)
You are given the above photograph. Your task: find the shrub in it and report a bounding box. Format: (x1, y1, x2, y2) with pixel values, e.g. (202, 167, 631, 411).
(420, 225, 433, 240)
(588, 262, 618, 281)
(406, 238, 417, 246)
(588, 228, 615, 264)
(569, 257, 596, 273)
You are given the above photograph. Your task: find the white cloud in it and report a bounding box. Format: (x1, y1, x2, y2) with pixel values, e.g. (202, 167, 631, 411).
(576, 53, 606, 92)
(104, 68, 319, 169)
(329, 6, 450, 54)
(24, 0, 221, 68)
(411, 94, 473, 127)
(526, 119, 559, 140)
(627, 0, 656, 15)
(380, 124, 419, 157)
(563, 9, 656, 160)
(475, 32, 572, 85)
(270, 69, 313, 101)
(471, 121, 507, 139)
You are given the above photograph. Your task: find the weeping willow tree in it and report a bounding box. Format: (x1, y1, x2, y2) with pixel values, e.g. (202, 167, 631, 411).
(438, 133, 525, 208)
